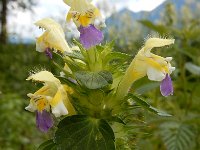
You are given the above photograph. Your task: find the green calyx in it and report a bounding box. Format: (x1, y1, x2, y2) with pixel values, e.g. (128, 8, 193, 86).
(54, 40, 131, 119)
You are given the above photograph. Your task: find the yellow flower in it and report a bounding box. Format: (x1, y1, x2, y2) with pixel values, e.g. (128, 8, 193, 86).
(25, 71, 75, 117)
(130, 38, 175, 81)
(64, 0, 101, 27)
(116, 37, 175, 99)
(35, 18, 71, 53)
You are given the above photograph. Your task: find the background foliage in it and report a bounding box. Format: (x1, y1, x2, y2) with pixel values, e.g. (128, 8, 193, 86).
(0, 0, 200, 150)
(0, 44, 54, 150)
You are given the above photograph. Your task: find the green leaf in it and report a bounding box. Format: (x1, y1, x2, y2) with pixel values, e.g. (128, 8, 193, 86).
(127, 94, 171, 117)
(55, 115, 115, 150)
(37, 139, 56, 150)
(99, 41, 115, 58)
(160, 122, 196, 150)
(53, 61, 73, 78)
(75, 71, 113, 89)
(185, 62, 200, 75)
(99, 41, 115, 53)
(96, 45, 105, 53)
(72, 39, 87, 57)
(98, 71, 113, 84)
(104, 52, 131, 65)
(64, 50, 85, 61)
(63, 58, 85, 72)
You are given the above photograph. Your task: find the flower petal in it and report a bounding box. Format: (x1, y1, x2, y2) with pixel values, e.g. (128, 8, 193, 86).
(36, 36, 46, 52)
(144, 38, 175, 52)
(160, 74, 173, 97)
(79, 24, 103, 49)
(25, 100, 36, 112)
(35, 18, 63, 33)
(26, 71, 60, 84)
(63, 0, 73, 6)
(35, 18, 71, 53)
(51, 101, 68, 117)
(36, 110, 53, 132)
(64, 0, 93, 7)
(64, 0, 92, 13)
(147, 67, 166, 81)
(50, 90, 68, 117)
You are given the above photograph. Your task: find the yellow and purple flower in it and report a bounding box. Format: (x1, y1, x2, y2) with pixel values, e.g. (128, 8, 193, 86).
(35, 18, 72, 58)
(64, 0, 104, 49)
(133, 38, 175, 96)
(116, 37, 175, 99)
(25, 71, 75, 132)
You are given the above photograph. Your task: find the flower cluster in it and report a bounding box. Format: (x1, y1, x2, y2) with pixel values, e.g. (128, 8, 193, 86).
(25, 0, 176, 148)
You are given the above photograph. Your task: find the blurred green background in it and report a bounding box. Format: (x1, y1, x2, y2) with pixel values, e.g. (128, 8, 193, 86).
(1, 0, 200, 149)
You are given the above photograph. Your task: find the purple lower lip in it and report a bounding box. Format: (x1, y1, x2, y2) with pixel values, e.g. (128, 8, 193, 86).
(36, 110, 53, 132)
(160, 74, 173, 97)
(79, 24, 103, 49)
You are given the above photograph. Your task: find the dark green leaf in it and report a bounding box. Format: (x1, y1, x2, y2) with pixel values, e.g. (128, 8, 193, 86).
(127, 94, 171, 117)
(55, 115, 115, 150)
(75, 71, 113, 89)
(98, 71, 113, 84)
(37, 139, 56, 150)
